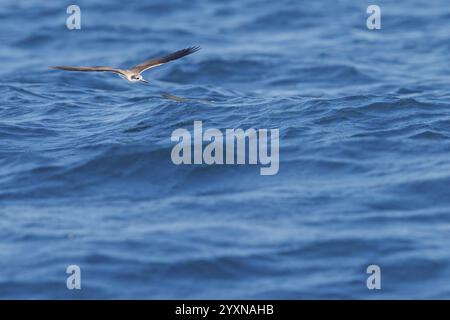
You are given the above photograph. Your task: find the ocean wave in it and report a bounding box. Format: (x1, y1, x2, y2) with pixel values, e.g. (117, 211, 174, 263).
(1, 0, 450, 299)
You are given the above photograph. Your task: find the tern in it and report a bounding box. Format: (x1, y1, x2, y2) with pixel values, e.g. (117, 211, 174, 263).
(50, 46, 200, 84)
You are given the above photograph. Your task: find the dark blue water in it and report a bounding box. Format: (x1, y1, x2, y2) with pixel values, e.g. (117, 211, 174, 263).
(1, 0, 450, 299)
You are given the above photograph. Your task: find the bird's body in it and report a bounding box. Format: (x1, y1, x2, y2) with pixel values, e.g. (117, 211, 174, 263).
(50, 46, 200, 84)
(118, 70, 146, 83)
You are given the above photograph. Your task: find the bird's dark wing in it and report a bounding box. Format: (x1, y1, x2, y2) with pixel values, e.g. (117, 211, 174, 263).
(131, 46, 200, 74)
(50, 66, 124, 75)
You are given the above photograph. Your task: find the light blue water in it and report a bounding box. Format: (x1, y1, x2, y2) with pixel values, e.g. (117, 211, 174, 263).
(1, 0, 450, 299)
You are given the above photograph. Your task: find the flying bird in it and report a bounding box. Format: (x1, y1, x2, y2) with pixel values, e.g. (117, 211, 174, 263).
(50, 46, 200, 84)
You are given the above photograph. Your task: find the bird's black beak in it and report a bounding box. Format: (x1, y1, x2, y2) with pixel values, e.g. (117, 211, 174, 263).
(140, 79, 148, 83)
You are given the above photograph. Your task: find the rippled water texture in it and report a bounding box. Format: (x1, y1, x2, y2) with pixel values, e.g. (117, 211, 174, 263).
(1, 0, 450, 299)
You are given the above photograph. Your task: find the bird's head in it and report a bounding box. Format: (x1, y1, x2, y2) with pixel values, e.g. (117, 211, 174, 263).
(131, 74, 148, 83)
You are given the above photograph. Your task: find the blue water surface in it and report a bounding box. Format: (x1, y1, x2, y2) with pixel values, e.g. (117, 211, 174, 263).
(1, 0, 450, 299)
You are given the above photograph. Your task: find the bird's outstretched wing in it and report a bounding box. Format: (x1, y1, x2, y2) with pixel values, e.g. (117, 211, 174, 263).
(50, 66, 124, 75)
(131, 46, 200, 74)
